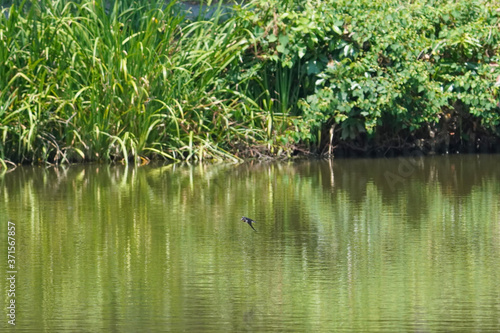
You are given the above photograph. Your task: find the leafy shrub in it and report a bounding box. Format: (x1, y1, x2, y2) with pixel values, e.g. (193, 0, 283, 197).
(237, 0, 500, 150)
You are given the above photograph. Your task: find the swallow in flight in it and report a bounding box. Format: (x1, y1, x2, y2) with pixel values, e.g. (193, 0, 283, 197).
(241, 216, 257, 232)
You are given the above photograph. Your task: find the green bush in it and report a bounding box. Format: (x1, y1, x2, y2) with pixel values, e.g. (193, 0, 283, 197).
(237, 0, 500, 149)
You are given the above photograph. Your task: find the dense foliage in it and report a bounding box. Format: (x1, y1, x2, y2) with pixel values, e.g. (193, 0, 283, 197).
(238, 0, 500, 154)
(1, 0, 499, 168)
(0, 0, 259, 166)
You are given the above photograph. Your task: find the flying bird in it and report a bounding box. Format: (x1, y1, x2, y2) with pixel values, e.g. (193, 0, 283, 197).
(241, 216, 257, 232)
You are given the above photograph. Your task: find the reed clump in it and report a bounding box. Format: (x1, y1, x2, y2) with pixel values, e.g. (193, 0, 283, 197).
(0, 0, 269, 166)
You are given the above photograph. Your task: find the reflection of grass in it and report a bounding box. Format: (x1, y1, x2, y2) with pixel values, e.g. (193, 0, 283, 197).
(2, 160, 500, 330)
(0, 0, 259, 166)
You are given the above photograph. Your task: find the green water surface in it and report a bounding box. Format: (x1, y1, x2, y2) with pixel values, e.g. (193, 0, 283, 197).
(1, 155, 499, 332)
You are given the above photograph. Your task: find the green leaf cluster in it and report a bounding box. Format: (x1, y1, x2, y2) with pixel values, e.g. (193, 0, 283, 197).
(237, 0, 500, 146)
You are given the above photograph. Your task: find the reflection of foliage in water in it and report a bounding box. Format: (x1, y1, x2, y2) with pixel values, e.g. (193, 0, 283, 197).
(0, 156, 499, 330)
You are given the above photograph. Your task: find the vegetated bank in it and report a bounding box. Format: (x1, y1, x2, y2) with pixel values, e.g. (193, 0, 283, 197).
(0, 0, 499, 169)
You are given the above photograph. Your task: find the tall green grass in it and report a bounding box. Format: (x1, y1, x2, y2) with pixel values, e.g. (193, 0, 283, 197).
(0, 0, 267, 167)
(3, 0, 498, 170)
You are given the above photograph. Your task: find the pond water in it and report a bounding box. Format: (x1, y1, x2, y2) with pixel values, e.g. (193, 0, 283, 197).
(1, 154, 500, 332)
